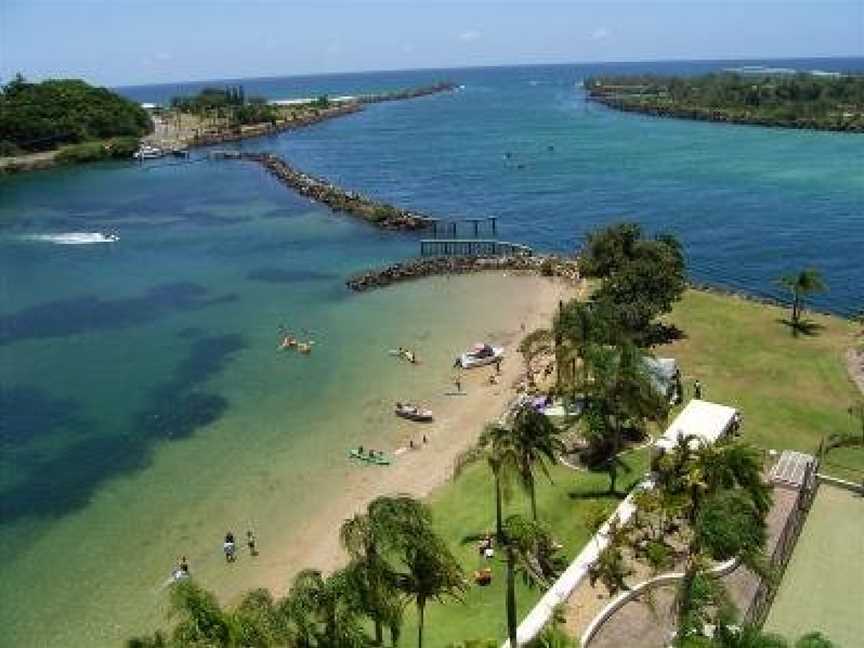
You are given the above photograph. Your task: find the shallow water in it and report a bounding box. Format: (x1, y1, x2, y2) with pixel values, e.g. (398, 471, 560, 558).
(1, 58, 863, 645)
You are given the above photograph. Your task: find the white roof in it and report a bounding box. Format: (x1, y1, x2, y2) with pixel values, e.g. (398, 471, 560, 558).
(655, 399, 737, 452)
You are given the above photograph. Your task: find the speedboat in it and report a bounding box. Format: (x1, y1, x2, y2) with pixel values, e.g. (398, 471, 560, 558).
(133, 145, 164, 160)
(456, 343, 504, 369)
(394, 402, 434, 422)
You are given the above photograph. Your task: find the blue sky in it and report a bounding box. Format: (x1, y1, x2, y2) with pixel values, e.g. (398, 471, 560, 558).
(1, 0, 861, 86)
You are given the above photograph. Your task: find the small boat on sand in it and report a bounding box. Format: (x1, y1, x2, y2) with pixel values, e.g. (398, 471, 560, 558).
(394, 402, 434, 422)
(349, 448, 391, 465)
(456, 343, 504, 369)
(133, 145, 165, 160)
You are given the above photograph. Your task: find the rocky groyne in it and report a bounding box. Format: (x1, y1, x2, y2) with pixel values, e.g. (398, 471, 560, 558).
(346, 255, 580, 291)
(357, 82, 459, 105)
(237, 153, 435, 230)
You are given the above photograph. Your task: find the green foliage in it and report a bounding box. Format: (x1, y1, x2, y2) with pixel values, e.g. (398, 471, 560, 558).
(586, 72, 864, 132)
(169, 580, 237, 647)
(313, 95, 331, 108)
(580, 223, 686, 340)
(0, 76, 151, 152)
(55, 136, 140, 163)
(695, 490, 767, 563)
(794, 632, 837, 648)
(170, 85, 279, 126)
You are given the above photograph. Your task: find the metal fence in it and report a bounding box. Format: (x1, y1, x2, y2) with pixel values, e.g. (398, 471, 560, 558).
(742, 457, 819, 627)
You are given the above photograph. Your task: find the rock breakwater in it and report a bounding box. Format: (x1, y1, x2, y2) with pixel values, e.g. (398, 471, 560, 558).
(239, 153, 435, 230)
(346, 255, 580, 291)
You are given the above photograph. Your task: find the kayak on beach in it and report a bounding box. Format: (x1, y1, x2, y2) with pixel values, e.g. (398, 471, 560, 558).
(348, 448, 391, 465)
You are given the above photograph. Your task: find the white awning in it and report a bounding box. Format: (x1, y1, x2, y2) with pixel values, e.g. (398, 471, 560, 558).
(655, 399, 738, 452)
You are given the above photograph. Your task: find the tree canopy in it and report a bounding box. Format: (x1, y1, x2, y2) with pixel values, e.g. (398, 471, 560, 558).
(579, 223, 687, 342)
(0, 75, 152, 153)
(586, 72, 864, 132)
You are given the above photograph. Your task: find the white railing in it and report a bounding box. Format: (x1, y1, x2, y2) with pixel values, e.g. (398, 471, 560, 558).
(500, 476, 656, 647)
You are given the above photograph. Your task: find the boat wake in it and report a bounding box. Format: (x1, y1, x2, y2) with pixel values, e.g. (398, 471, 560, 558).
(20, 232, 119, 245)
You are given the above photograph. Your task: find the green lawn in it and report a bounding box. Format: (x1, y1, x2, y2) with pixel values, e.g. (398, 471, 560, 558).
(660, 290, 861, 473)
(397, 289, 860, 646)
(764, 484, 864, 646)
(397, 449, 650, 647)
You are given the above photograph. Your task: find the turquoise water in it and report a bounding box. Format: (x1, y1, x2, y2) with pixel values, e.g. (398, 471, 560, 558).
(1, 59, 863, 645)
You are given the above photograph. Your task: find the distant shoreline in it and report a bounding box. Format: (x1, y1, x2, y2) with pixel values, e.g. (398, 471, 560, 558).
(0, 82, 457, 175)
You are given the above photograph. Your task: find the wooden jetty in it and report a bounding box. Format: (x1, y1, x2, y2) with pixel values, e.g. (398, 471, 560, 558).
(428, 217, 498, 238)
(419, 239, 533, 257)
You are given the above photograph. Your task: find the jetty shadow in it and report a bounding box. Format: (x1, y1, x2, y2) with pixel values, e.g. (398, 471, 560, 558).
(0, 282, 235, 347)
(0, 333, 246, 526)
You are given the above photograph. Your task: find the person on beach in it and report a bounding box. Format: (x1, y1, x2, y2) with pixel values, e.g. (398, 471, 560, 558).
(422, 434, 428, 444)
(495, 358, 502, 374)
(224, 532, 236, 563)
(694, 379, 703, 400)
(246, 530, 258, 556)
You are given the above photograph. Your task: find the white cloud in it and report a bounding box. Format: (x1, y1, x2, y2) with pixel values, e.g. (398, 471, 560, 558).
(458, 30, 481, 43)
(590, 27, 611, 41)
(154, 52, 172, 62)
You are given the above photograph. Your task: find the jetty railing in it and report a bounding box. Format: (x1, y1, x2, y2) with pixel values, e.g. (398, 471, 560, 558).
(419, 239, 533, 257)
(428, 217, 498, 238)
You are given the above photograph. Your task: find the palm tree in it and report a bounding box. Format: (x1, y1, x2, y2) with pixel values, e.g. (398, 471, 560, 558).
(479, 423, 519, 541)
(502, 515, 565, 648)
(518, 328, 553, 384)
(552, 299, 617, 393)
(283, 568, 369, 647)
(776, 269, 826, 332)
(168, 580, 237, 647)
(393, 533, 466, 648)
(510, 405, 566, 520)
(340, 496, 428, 645)
(581, 341, 668, 493)
(233, 588, 286, 647)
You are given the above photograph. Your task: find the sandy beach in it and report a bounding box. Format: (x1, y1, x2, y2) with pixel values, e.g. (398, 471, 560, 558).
(254, 271, 576, 596)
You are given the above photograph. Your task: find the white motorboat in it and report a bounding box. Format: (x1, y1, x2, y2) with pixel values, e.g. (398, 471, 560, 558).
(394, 402, 434, 422)
(133, 145, 165, 160)
(456, 343, 504, 369)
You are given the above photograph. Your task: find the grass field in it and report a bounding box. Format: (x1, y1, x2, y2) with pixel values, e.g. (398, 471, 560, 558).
(763, 484, 864, 646)
(396, 449, 650, 647)
(400, 289, 860, 646)
(660, 290, 861, 472)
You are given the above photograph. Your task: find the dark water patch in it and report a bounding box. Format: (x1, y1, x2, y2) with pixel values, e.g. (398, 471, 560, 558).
(246, 267, 336, 284)
(258, 208, 294, 219)
(0, 334, 246, 525)
(134, 392, 228, 440)
(182, 211, 248, 227)
(0, 282, 234, 346)
(0, 385, 86, 448)
(202, 293, 240, 307)
(177, 326, 205, 339)
(161, 333, 246, 394)
(0, 433, 151, 524)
